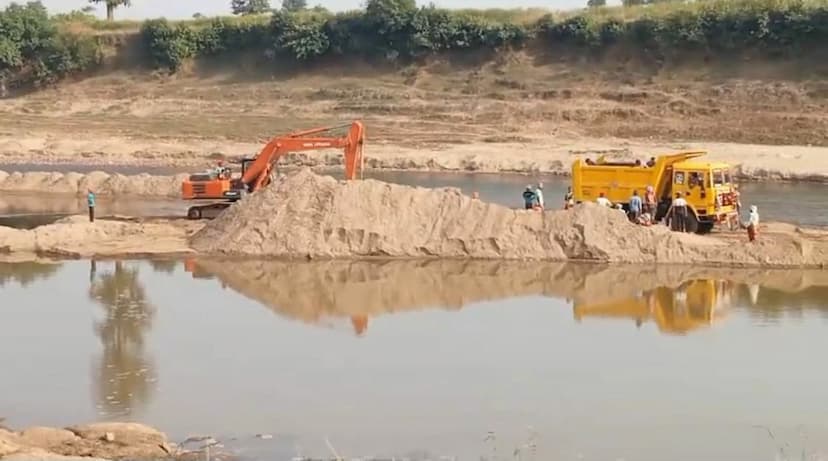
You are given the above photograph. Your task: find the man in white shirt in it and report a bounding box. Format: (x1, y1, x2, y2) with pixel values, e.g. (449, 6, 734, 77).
(596, 192, 612, 207)
(535, 182, 545, 209)
(671, 192, 688, 232)
(746, 205, 759, 241)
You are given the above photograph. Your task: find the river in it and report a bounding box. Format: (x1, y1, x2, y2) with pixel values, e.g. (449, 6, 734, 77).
(2, 259, 828, 461)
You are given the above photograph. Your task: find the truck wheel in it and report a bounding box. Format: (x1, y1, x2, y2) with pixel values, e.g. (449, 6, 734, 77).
(685, 212, 699, 234)
(697, 222, 714, 234)
(187, 207, 202, 220)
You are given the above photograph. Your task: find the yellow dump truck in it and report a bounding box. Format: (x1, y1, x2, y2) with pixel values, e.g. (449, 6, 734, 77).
(571, 151, 739, 233)
(573, 279, 730, 335)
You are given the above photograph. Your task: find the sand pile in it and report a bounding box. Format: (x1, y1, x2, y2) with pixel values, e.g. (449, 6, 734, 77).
(190, 169, 828, 267)
(0, 170, 188, 197)
(0, 216, 195, 258)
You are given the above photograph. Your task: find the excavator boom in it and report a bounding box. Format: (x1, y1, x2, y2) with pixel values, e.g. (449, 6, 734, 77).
(181, 121, 365, 219)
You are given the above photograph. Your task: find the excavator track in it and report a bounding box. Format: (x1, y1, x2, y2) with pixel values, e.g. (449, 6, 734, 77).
(186, 202, 232, 220)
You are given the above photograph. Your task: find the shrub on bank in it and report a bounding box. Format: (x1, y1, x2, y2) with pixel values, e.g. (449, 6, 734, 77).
(4, 0, 828, 84)
(0, 2, 101, 89)
(139, 2, 530, 71)
(537, 0, 828, 57)
(136, 0, 828, 72)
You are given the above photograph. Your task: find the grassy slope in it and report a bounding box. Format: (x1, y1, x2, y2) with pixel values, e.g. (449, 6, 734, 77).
(8, 2, 828, 151)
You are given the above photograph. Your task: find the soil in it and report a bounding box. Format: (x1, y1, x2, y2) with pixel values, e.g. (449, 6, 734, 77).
(2, 52, 828, 181)
(0, 170, 187, 197)
(0, 215, 198, 259)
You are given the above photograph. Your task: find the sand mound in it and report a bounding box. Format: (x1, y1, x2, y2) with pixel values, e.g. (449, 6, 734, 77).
(0, 170, 188, 197)
(0, 216, 195, 258)
(191, 169, 679, 260)
(190, 169, 828, 267)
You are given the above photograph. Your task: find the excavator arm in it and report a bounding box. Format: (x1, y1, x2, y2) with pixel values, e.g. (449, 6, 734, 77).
(241, 121, 365, 193)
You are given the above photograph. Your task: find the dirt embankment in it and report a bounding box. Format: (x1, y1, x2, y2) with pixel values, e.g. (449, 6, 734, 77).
(189, 258, 828, 329)
(0, 422, 169, 460)
(190, 169, 828, 267)
(2, 52, 828, 181)
(0, 170, 187, 197)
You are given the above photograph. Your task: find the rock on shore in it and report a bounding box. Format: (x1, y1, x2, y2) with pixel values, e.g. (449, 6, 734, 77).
(0, 423, 170, 460)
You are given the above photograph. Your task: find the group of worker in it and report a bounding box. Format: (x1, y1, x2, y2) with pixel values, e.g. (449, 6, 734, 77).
(522, 183, 545, 210)
(588, 186, 658, 227)
(563, 185, 760, 241)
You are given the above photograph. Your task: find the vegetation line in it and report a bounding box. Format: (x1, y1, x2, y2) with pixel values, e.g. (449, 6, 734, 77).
(1, 0, 828, 90)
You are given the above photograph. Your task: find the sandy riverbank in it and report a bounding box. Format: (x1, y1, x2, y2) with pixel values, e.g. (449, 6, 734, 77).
(1, 422, 167, 461)
(1, 170, 827, 268)
(3, 136, 828, 182)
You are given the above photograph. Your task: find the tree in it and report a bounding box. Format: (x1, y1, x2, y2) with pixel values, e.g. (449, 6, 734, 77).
(88, 0, 131, 21)
(587, 0, 606, 6)
(231, 0, 271, 15)
(282, 0, 307, 12)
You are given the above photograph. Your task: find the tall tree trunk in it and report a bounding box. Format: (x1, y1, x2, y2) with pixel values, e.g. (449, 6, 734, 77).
(106, 4, 115, 21)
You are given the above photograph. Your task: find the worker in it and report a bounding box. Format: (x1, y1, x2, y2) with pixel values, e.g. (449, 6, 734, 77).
(637, 211, 653, 226)
(644, 185, 656, 216)
(670, 192, 688, 232)
(628, 190, 642, 222)
(87, 189, 96, 223)
(596, 192, 612, 207)
(522, 185, 536, 210)
(745, 205, 759, 242)
(564, 186, 574, 210)
(535, 182, 545, 209)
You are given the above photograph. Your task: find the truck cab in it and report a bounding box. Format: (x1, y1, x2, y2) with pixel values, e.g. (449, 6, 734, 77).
(571, 151, 739, 234)
(665, 159, 739, 233)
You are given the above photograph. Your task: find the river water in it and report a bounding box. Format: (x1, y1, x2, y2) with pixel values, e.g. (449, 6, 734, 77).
(2, 258, 828, 461)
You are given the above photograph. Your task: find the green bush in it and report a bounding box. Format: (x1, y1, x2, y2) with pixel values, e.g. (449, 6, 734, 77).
(139, 2, 531, 70)
(0, 2, 101, 88)
(536, 0, 828, 57)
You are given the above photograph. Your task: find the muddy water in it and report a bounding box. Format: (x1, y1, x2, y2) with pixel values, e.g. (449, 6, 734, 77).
(2, 259, 828, 461)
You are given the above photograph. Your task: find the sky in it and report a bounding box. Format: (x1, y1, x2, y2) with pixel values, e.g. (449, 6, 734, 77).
(0, 0, 599, 20)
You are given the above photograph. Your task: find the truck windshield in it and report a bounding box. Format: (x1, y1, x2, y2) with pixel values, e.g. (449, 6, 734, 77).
(712, 169, 729, 186)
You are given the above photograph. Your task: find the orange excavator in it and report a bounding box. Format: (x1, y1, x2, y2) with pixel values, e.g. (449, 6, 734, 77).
(181, 121, 365, 219)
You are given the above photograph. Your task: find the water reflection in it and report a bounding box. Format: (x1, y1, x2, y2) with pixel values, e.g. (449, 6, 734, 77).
(0, 261, 62, 287)
(573, 279, 731, 334)
(88, 260, 157, 417)
(182, 259, 828, 336)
